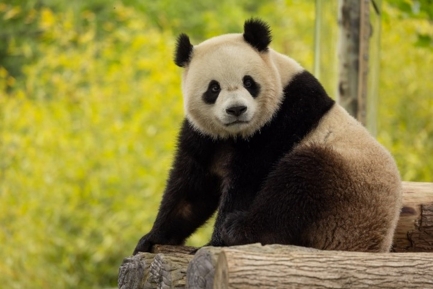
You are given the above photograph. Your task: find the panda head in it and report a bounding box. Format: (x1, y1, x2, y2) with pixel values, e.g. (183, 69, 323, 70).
(175, 19, 301, 139)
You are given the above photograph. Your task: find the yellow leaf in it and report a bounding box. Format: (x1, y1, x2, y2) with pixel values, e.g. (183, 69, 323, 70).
(39, 8, 55, 30)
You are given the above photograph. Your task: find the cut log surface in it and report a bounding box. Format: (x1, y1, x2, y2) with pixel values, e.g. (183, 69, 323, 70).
(394, 181, 433, 252)
(118, 253, 155, 289)
(186, 246, 224, 289)
(118, 245, 194, 289)
(148, 253, 193, 289)
(214, 247, 433, 289)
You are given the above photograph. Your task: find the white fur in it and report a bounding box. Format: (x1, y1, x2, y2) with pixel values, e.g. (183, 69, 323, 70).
(213, 88, 257, 128)
(181, 34, 303, 139)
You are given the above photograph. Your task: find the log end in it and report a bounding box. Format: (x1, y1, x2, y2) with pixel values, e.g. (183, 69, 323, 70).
(187, 247, 221, 289)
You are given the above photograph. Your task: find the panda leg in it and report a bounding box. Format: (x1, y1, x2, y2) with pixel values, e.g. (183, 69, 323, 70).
(221, 144, 349, 247)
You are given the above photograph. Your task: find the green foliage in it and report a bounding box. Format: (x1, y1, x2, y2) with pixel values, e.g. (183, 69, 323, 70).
(378, 3, 433, 181)
(0, 4, 184, 288)
(387, 0, 433, 49)
(0, 0, 115, 79)
(0, 1, 432, 288)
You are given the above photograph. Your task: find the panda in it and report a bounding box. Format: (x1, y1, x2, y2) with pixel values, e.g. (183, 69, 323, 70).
(133, 19, 402, 254)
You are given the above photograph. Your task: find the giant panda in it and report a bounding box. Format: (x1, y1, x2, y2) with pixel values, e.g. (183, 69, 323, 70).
(133, 19, 402, 254)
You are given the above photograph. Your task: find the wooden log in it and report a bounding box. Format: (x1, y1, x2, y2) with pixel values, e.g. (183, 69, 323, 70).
(148, 253, 194, 289)
(152, 245, 196, 254)
(213, 246, 433, 289)
(119, 182, 433, 288)
(186, 244, 318, 289)
(186, 246, 224, 289)
(118, 245, 194, 289)
(394, 181, 433, 252)
(118, 252, 156, 289)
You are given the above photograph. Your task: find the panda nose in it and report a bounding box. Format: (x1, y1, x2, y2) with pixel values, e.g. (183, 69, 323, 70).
(226, 105, 247, 117)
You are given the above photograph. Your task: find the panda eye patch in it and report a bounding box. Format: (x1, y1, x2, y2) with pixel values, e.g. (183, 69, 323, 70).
(243, 78, 253, 88)
(243, 75, 260, 98)
(202, 80, 221, 104)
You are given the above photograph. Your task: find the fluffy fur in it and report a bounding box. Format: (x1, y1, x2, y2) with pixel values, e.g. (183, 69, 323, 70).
(133, 19, 402, 254)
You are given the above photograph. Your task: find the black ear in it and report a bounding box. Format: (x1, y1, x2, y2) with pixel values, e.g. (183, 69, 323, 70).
(243, 18, 272, 52)
(174, 33, 193, 67)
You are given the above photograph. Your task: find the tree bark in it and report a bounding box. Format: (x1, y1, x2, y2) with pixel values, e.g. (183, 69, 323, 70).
(337, 0, 361, 119)
(118, 252, 156, 289)
(214, 247, 433, 289)
(394, 181, 433, 252)
(152, 245, 196, 254)
(186, 245, 224, 289)
(186, 244, 318, 289)
(148, 253, 194, 289)
(118, 245, 194, 289)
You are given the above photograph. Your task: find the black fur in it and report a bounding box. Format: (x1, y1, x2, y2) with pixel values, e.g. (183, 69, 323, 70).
(202, 80, 221, 104)
(134, 120, 221, 253)
(243, 18, 272, 52)
(220, 144, 349, 247)
(243, 75, 260, 98)
(133, 71, 335, 254)
(174, 33, 193, 67)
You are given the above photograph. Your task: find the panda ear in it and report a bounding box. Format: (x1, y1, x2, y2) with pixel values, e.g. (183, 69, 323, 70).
(243, 18, 272, 52)
(174, 33, 193, 67)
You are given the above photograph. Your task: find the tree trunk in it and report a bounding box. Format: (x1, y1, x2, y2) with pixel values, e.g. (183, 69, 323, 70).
(213, 247, 433, 289)
(338, 0, 361, 119)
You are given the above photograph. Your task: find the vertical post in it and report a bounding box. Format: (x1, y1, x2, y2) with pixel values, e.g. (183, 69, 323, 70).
(337, 0, 370, 126)
(357, 0, 370, 126)
(314, 0, 323, 81)
(366, 0, 381, 136)
(314, 0, 339, 99)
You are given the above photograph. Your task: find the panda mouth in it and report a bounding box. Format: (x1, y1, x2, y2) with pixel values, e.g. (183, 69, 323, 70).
(225, 120, 249, 127)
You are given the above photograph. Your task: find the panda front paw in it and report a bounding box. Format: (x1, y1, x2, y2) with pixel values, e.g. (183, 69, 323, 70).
(221, 211, 254, 246)
(133, 233, 157, 255)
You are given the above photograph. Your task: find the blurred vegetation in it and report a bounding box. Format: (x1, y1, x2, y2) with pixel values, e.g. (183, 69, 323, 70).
(0, 0, 432, 288)
(389, 0, 433, 49)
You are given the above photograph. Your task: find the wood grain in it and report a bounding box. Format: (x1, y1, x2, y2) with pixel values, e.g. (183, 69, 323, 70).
(394, 181, 433, 252)
(214, 248, 433, 289)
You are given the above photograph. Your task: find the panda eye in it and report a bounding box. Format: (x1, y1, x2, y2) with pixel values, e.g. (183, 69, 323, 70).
(243, 75, 255, 88)
(244, 78, 252, 88)
(210, 83, 221, 93)
(203, 80, 221, 104)
(242, 75, 260, 98)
